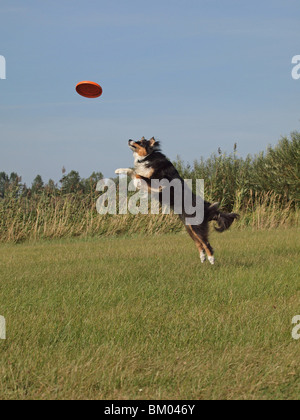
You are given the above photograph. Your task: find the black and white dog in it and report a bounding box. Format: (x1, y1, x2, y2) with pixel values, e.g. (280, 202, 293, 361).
(116, 137, 238, 264)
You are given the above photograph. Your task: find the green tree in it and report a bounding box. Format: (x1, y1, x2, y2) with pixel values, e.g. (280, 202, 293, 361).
(31, 175, 44, 194)
(0, 172, 9, 198)
(7, 172, 22, 198)
(60, 170, 83, 194)
(82, 171, 103, 194)
(45, 179, 57, 193)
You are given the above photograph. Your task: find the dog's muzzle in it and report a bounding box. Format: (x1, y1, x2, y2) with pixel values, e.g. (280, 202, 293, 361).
(128, 139, 136, 150)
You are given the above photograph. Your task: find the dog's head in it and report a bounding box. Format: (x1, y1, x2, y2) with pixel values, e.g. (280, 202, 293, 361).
(128, 137, 160, 158)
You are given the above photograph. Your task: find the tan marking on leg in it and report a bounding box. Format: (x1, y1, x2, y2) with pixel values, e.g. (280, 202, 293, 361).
(185, 225, 206, 261)
(189, 225, 214, 259)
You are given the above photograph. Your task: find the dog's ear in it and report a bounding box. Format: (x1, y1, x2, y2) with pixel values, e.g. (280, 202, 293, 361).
(140, 136, 145, 141)
(149, 137, 156, 147)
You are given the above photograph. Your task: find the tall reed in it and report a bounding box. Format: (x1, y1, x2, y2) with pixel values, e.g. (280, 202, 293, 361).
(1, 133, 299, 242)
(0, 190, 298, 243)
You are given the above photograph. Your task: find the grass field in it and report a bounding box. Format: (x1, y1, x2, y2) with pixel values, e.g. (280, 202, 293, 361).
(0, 228, 299, 400)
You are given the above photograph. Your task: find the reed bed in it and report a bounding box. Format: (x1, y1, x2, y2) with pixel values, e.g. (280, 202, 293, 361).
(0, 190, 298, 243)
(1, 132, 299, 242)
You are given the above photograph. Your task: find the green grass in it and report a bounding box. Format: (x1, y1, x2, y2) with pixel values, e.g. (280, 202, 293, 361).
(0, 229, 299, 400)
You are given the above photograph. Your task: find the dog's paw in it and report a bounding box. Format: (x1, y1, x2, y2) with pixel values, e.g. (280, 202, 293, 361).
(115, 168, 131, 175)
(133, 177, 142, 189)
(200, 250, 206, 263)
(208, 256, 215, 265)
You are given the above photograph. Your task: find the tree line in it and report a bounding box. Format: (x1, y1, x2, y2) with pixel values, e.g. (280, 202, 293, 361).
(0, 170, 103, 198)
(1, 131, 299, 211)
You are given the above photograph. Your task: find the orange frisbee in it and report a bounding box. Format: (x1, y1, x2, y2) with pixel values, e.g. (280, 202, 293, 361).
(76, 81, 103, 98)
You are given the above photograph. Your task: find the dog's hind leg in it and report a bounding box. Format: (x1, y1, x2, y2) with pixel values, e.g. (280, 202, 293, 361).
(185, 225, 207, 263)
(190, 225, 215, 265)
(203, 243, 215, 265)
(199, 249, 207, 264)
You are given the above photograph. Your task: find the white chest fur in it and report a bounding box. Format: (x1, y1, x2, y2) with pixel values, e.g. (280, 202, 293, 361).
(133, 153, 153, 177)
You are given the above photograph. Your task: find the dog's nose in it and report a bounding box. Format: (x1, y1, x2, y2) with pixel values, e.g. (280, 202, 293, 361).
(128, 139, 133, 145)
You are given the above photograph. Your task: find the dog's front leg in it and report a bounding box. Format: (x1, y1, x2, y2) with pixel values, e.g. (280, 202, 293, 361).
(115, 168, 134, 177)
(115, 169, 150, 194)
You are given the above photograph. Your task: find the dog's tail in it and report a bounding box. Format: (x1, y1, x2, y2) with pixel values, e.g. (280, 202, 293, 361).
(207, 202, 239, 233)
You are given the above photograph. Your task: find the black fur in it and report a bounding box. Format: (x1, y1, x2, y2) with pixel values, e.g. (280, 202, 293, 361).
(127, 137, 239, 262)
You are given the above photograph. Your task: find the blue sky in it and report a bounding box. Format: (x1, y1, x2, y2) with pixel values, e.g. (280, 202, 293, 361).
(0, 0, 300, 185)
